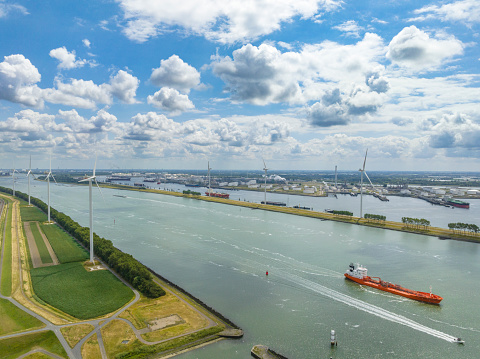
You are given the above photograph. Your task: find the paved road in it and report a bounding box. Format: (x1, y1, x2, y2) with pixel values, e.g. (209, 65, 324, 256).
(0, 194, 222, 359)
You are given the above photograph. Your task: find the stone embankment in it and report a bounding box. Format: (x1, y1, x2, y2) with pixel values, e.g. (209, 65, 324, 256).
(251, 345, 288, 359)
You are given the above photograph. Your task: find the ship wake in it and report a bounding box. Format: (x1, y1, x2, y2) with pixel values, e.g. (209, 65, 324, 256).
(276, 270, 460, 343)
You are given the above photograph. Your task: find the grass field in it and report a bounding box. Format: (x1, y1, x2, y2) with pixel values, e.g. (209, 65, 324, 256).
(0, 330, 67, 359)
(20, 205, 47, 222)
(61, 324, 95, 348)
(28, 223, 53, 264)
(30, 262, 134, 319)
(0, 297, 44, 335)
(39, 224, 88, 264)
(1, 200, 13, 296)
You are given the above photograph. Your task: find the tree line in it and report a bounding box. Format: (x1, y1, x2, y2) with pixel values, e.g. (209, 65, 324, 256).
(0, 186, 165, 298)
(401, 217, 430, 230)
(332, 210, 353, 216)
(448, 222, 480, 235)
(364, 213, 386, 222)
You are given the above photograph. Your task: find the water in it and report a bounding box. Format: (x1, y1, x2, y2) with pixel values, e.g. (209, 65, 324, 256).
(2, 177, 479, 358)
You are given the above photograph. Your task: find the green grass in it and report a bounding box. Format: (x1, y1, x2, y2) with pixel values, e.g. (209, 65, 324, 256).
(20, 205, 47, 222)
(28, 223, 53, 264)
(0, 330, 67, 359)
(39, 224, 88, 264)
(0, 297, 44, 335)
(30, 262, 134, 319)
(1, 201, 13, 296)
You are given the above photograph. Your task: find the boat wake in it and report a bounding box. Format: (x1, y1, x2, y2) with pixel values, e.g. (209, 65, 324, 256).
(275, 270, 460, 343)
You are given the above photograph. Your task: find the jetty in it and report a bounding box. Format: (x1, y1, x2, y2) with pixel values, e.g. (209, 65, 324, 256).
(251, 345, 288, 359)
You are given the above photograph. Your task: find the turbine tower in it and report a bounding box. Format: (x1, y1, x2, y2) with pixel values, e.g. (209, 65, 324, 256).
(263, 159, 268, 204)
(79, 156, 102, 264)
(12, 163, 18, 197)
(26, 155, 36, 205)
(45, 157, 56, 223)
(207, 161, 211, 195)
(359, 149, 368, 218)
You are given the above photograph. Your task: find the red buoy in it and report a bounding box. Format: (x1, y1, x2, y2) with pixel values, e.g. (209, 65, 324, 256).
(266, 271, 269, 276)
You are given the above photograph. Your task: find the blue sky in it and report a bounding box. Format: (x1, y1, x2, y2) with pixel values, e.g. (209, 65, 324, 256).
(1, 0, 479, 171)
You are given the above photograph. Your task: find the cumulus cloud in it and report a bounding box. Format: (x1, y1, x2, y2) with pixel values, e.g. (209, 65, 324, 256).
(212, 43, 301, 105)
(125, 112, 180, 141)
(109, 70, 139, 104)
(425, 112, 480, 149)
(411, 0, 480, 24)
(150, 55, 200, 93)
(147, 87, 194, 114)
(333, 20, 364, 38)
(117, 0, 341, 44)
(57, 109, 118, 133)
(387, 26, 464, 70)
(0, 110, 56, 140)
(82, 39, 91, 48)
(212, 34, 386, 106)
(49, 47, 87, 69)
(0, 54, 43, 107)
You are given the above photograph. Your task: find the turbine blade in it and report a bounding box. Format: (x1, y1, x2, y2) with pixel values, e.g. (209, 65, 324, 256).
(364, 171, 374, 189)
(263, 158, 266, 169)
(93, 154, 97, 177)
(51, 173, 58, 185)
(362, 149, 368, 170)
(94, 178, 106, 205)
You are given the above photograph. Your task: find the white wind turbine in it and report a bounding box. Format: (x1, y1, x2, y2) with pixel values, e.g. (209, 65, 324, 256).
(359, 149, 368, 218)
(45, 157, 57, 223)
(262, 159, 268, 204)
(12, 162, 19, 197)
(207, 161, 211, 195)
(79, 156, 103, 264)
(26, 155, 36, 205)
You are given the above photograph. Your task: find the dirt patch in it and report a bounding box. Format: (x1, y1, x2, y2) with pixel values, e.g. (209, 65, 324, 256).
(23, 221, 59, 268)
(148, 314, 184, 331)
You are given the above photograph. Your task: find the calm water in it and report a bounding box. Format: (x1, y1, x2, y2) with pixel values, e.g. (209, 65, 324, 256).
(2, 177, 479, 358)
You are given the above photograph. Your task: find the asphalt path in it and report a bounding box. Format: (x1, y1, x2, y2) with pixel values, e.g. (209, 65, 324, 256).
(0, 194, 222, 359)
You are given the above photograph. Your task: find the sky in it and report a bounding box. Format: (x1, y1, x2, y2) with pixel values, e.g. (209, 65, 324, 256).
(1, 0, 479, 171)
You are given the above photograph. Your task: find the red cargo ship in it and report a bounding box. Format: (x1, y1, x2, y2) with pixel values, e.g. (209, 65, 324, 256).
(205, 191, 230, 199)
(345, 263, 442, 304)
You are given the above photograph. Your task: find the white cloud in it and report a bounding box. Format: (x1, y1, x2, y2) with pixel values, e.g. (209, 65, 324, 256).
(0, 110, 56, 140)
(411, 0, 480, 24)
(57, 109, 118, 133)
(43, 78, 112, 110)
(386, 26, 464, 71)
(117, 0, 342, 44)
(333, 20, 364, 38)
(82, 39, 91, 48)
(0, 54, 43, 107)
(49, 47, 87, 69)
(150, 55, 200, 93)
(212, 35, 386, 106)
(423, 112, 480, 149)
(109, 70, 139, 104)
(125, 112, 180, 140)
(147, 87, 194, 114)
(0, 1, 28, 18)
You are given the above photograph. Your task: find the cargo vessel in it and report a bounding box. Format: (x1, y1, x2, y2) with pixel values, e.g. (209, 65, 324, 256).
(444, 197, 470, 209)
(205, 191, 230, 199)
(345, 263, 442, 304)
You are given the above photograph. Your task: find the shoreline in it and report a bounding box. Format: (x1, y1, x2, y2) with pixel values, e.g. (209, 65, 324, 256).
(103, 183, 480, 243)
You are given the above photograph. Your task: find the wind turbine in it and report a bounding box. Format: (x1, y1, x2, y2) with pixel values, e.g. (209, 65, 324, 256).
(359, 149, 368, 218)
(26, 155, 36, 205)
(79, 156, 103, 264)
(262, 159, 268, 204)
(207, 161, 211, 195)
(45, 157, 57, 223)
(12, 162, 19, 197)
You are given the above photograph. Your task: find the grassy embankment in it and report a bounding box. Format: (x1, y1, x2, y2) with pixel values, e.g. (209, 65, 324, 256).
(0, 197, 13, 296)
(0, 331, 68, 359)
(18, 204, 135, 320)
(104, 184, 480, 243)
